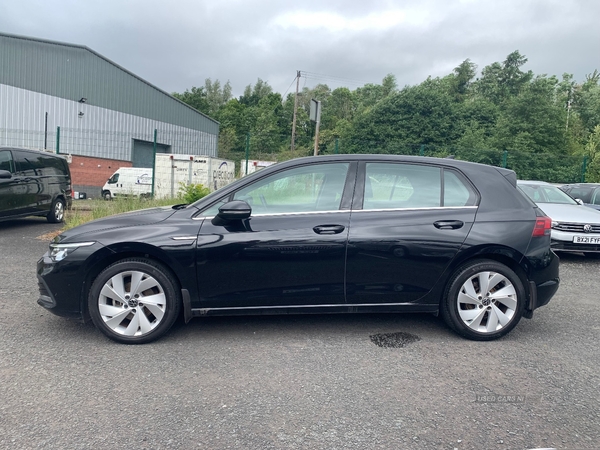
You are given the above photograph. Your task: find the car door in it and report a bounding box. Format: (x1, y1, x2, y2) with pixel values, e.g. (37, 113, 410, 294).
(194, 161, 356, 308)
(345, 161, 478, 304)
(0, 150, 22, 218)
(12, 150, 45, 214)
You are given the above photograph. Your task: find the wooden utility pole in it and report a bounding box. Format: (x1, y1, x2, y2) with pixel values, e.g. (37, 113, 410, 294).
(291, 70, 300, 153)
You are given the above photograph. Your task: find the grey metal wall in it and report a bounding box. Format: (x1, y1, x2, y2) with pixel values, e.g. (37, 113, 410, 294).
(0, 83, 218, 159)
(0, 32, 219, 135)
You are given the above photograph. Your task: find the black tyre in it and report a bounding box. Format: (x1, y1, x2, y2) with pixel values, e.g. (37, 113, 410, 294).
(47, 197, 65, 223)
(103, 191, 112, 201)
(88, 258, 181, 344)
(440, 259, 525, 341)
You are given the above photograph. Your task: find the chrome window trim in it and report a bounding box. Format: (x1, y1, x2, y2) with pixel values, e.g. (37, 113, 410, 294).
(171, 236, 198, 240)
(352, 206, 478, 213)
(194, 205, 477, 220)
(195, 209, 351, 220)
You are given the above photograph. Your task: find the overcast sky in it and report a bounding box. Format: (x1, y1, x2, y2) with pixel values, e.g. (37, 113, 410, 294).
(1, 0, 599, 97)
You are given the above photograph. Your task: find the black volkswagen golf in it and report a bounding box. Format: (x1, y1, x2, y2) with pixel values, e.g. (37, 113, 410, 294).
(37, 155, 560, 344)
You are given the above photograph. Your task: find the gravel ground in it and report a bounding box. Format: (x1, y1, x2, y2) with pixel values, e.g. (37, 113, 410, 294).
(0, 218, 598, 450)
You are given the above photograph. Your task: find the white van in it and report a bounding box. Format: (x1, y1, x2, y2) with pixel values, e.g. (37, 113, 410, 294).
(101, 167, 153, 200)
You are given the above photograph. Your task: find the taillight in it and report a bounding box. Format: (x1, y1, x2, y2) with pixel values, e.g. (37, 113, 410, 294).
(532, 216, 552, 237)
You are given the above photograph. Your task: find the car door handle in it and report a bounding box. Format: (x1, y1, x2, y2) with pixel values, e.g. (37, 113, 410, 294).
(433, 220, 464, 230)
(313, 225, 345, 235)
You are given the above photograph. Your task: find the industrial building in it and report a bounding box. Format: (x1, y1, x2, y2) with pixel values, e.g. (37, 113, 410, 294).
(0, 32, 219, 196)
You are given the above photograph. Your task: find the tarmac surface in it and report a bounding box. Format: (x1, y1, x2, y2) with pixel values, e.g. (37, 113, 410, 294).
(1, 217, 598, 449)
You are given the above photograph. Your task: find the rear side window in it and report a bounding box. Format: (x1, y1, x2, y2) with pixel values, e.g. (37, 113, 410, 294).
(364, 163, 441, 209)
(14, 151, 42, 174)
(0, 150, 15, 173)
(363, 163, 477, 210)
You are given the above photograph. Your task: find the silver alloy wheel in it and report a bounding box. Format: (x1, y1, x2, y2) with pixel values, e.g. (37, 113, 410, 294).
(456, 270, 517, 333)
(54, 201, 64, 221)
(98, 270, 166, 336)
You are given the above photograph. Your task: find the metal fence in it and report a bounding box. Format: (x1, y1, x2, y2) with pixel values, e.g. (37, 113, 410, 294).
(221, 133, 589, 184)
(1, 128, 590, 184)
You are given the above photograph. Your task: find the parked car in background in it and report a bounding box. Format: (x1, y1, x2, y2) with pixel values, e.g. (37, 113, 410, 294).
(0, 147, 72, 223)
(518, 180, 600, 256)
(38, 155, 559, 344)
(559, 183, 600, 211)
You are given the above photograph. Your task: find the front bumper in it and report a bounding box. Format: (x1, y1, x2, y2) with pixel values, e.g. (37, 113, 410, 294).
(551, 229, 600, 253)
(36, 242, 108, 320)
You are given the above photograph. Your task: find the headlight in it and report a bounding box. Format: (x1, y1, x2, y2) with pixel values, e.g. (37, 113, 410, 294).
(551, 221, 559, 229)
(49, 242, 96, 262)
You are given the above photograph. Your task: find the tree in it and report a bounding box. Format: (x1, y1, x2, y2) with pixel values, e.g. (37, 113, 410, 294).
(204, 79, 232, 118)
(172, 86, 210, 115)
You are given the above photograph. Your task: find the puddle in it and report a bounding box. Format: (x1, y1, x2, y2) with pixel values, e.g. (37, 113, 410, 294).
(369, 331, 421, 348)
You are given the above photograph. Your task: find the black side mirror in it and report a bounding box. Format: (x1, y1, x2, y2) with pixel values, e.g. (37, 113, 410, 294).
(217, 200, 252, 221)
(0, 169, 12, 179)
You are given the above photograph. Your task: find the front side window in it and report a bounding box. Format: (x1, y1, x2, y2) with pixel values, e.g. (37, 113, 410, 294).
(569, 187, 593, 203)
(231, 163, 350, 215)
(364, 163, 441, 209)
(108, 173, 119, 184)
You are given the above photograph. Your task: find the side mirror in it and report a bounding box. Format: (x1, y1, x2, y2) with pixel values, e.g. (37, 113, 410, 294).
(0, 169, 12, 179)
(575, 199, 584, 205)
(217, 200, 252, 220)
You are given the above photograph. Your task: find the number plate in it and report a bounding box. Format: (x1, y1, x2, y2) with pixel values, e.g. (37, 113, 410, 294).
(573, 236, 600, 244)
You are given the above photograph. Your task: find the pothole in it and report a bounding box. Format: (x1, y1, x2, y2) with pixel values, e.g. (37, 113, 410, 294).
(369, 331, 421, 348)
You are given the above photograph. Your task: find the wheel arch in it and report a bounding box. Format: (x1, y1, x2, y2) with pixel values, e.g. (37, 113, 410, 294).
(439, 245, 531, 304)
(80, 243, 187, 320)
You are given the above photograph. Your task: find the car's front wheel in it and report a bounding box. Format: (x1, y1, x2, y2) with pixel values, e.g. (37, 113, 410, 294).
(88, 258, 181, 344)
(441, 260, 525, 340)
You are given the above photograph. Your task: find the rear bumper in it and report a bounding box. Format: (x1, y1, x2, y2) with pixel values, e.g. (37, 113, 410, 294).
(524, 249, 560, 314)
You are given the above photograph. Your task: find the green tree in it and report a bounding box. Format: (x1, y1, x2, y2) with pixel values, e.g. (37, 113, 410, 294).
(172, 86, 210, 115)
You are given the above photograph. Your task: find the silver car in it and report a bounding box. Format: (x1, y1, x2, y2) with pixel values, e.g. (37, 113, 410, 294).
(518, 180, 600, 256)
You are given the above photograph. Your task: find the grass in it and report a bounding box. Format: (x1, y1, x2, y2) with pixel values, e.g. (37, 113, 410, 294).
(64, 196, 182, 230)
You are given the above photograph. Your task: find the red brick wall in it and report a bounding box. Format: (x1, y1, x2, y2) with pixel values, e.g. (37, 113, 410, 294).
(70, 155, 132, 187)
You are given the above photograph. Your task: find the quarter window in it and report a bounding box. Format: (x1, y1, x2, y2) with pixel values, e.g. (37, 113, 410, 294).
(444, 170, 477, 207)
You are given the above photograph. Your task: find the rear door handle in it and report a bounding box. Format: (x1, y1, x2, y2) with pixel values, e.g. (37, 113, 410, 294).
(313, 224, 345, 235)
(433, 220, 464, 230)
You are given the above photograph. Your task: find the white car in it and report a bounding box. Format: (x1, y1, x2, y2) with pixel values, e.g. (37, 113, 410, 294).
(518, 180, 600, 256)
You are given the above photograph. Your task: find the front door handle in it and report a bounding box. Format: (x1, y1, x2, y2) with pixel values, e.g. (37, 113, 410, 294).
(433, 220, 464, 230)
(313, 224, 345, 235)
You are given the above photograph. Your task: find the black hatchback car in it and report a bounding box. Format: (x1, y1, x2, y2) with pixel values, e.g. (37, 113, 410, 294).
(37, 155, 559, 344)
(0, 147, 72, 223)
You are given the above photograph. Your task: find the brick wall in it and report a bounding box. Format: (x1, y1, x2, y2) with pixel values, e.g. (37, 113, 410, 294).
(70, 155, 132, 187)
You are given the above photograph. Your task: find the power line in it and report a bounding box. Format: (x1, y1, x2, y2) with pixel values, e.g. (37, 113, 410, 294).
(300, 71, 375, 87)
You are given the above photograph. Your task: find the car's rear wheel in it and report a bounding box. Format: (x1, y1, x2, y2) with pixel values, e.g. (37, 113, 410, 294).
(47, 197, 65, 223)
(88, 258, 181, 344)
(441, 260, 525, 340)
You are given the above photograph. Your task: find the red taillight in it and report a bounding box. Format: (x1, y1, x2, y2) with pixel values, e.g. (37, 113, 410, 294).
(533, 216, 552, 237)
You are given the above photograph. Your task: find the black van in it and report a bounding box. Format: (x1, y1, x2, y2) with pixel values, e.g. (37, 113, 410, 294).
(0, 147, 72, 223)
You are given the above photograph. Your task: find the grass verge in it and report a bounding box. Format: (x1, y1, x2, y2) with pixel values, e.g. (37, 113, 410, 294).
(64, 197, 182, 230)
